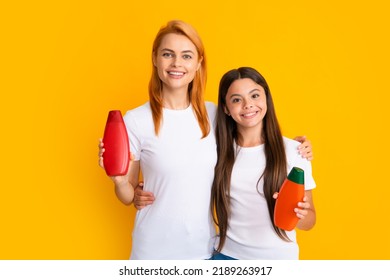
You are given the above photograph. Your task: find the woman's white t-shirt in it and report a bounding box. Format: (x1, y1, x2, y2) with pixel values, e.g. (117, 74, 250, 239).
(123, 102, 217, 259)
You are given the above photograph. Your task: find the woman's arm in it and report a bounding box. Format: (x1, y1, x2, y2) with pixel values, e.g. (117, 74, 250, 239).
(294, 136, 314, 161)
(99, 138, 137, 205)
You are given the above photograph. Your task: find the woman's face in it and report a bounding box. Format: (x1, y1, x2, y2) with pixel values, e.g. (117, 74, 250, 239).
(154, 33, 201, 92)
(224, 78, 267, 132)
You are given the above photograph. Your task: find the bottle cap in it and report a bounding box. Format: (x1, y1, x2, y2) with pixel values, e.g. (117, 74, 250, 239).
(287, 167, 304, 185)
(107, 110, 123, 123)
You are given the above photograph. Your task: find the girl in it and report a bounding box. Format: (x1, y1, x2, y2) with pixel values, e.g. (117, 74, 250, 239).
(210, 67, 316, 260)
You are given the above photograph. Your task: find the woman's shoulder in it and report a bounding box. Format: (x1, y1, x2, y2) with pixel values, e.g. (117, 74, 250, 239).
(205, 101, 217, 116)
(124, 102, 151, 118)
(123, 102, 153, 127)
(205, 101, 217, 109)
(204, 101, 216, 111)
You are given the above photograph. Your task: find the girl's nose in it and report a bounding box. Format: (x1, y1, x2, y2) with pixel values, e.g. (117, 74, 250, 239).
(244, 101, 253, 109)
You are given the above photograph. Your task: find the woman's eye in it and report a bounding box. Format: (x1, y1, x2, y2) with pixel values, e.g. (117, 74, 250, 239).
(183, 54, 192, 59)
(252, 93, 260, 99)
(232, 98, 241, 103)
(162, 53, 173, 58)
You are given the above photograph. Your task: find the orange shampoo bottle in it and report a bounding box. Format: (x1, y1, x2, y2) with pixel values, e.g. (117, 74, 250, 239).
(274, 167, 305, 231)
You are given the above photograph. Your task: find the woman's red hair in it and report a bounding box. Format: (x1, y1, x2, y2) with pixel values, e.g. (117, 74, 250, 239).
(148, 20, 209, 137)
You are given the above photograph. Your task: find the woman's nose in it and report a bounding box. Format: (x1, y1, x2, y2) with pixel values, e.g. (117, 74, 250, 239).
(171, 57, 181, 67)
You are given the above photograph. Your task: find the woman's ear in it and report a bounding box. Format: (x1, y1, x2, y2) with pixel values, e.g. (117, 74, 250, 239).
(152, 52, 157, 67)
(197, 56, 203, 71)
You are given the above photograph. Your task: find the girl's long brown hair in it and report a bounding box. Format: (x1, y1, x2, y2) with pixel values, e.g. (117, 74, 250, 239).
(211, 67, 289, 252)
(149, 20, 209, 137)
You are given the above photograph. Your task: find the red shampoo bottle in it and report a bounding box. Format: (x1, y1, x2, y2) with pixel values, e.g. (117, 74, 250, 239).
(274, 167, 305, 231)
(102, 110, 130, 176)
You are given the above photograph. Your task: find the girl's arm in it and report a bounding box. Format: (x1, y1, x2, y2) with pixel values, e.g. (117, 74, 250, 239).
(133, 182, 155, 210)
(295, 190, 316, 230)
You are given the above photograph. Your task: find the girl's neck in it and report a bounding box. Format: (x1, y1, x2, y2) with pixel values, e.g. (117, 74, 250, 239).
(237, 127, 264, 147)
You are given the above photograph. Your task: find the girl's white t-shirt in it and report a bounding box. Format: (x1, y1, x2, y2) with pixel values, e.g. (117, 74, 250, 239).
(220, 137, 316, 260)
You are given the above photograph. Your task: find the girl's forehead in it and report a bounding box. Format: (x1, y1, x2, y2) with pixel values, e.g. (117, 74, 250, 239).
(228, 78, 264, 94)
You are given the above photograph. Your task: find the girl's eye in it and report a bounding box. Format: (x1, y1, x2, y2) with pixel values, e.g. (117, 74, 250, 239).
(232, 98, 241, 103)
(252, 93, 260, 99)
(183, 54, 192, 59)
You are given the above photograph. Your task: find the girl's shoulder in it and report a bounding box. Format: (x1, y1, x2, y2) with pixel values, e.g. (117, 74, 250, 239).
(283, 137, 316, 189)
(282, 136, 300, 149)
(282, 136, 302, 160)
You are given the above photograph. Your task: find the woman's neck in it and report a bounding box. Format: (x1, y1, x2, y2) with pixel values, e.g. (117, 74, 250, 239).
(162, 89, 190, 110)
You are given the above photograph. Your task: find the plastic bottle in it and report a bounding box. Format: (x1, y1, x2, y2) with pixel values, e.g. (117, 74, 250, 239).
(274, 167, 305, 231)
(102, 110, 130, 176)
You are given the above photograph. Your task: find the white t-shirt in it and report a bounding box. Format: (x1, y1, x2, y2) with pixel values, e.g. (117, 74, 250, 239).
(220, 137, 316, 260)
(123, 102, 217, 259)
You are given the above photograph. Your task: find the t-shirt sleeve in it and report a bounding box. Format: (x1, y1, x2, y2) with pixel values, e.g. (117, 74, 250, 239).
(205, 101, 217, 128)
(286, 139, 316, 190)
(123, 110, 141, 161)
(291, 156, 316, 190)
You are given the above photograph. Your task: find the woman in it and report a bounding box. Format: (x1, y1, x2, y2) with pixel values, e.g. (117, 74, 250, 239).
(100, 20, 216, 259)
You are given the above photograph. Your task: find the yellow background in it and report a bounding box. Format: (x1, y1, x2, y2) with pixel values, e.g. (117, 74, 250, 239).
(1, 0, 389, 259)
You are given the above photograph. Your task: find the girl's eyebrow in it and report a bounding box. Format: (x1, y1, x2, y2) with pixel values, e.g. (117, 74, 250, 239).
(249, 88, 261, 93)
(229, 88, 261, 98)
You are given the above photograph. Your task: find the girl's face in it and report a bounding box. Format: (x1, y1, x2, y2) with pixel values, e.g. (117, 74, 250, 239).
(224, 78, 267, 131)
(154, 33, 201, 93)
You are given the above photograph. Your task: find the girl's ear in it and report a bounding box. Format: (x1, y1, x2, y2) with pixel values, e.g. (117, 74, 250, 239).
(224, 106, 230, 116)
